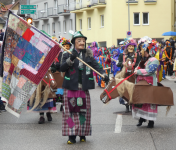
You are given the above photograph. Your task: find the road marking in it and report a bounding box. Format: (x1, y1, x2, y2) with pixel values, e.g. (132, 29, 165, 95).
(114, 114, 122, 133)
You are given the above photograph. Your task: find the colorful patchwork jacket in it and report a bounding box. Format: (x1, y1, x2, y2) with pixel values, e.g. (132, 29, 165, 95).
(136, 57, 159, 86)
(60, 49, 105, 91)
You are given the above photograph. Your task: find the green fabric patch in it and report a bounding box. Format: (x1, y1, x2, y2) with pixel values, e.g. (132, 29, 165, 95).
(79, 113, 86, 125)
(77, 97, 83, 106)
(2, 83, 11, 100)
(65, 76, 70, 80)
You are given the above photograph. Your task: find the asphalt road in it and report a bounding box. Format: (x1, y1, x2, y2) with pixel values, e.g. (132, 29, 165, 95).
(0, 77, 176, 150)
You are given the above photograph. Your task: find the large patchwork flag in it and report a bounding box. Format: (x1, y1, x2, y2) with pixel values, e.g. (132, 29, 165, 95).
(1, 11, 61, 117)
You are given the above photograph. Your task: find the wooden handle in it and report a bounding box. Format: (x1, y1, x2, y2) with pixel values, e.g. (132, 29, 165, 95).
(104, 67, 111, 70)
(58, 44, 105, 78)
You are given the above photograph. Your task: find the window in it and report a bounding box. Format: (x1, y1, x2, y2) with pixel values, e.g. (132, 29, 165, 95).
(58, 21, 61, 33)
(52, 23, 55, 34)
(44, 2, 48, 12)
(54, 0, 58, 7)
(79, 19, 82, 31)
(63, 20, 67, 33)
(42, 24, 45, 31)
(70, 19, 73, 30)
(100, 15, 104, 27)
(47, 23, 50, 35)
(134, 13, 140, 25)
(143, 13, 149, 25)
(88, 17, 91, 29)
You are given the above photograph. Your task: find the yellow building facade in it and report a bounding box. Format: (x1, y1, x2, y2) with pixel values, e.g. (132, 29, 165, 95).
(71, 0, 175, 47)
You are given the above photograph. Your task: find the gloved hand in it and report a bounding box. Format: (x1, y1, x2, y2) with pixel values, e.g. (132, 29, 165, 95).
(70, 50, 77, 61)
(102, 74, 109, 83)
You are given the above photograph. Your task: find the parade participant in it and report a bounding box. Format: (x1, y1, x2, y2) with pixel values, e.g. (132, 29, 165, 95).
(112, 49, 121, 77)
(133, 43, 159, 128)
(117, 39, 141, 112)
(97, 48, 106, 88)
(51, 39, 72, 111)
(155, 43, 166, 82)
(105, 48, 111, 78)
(118, 41, 125, 54)
(60, 31, 108, 144)
(164, 40, 173, 76)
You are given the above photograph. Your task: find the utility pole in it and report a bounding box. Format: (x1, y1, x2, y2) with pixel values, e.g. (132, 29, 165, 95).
(128, 0, 130, 31)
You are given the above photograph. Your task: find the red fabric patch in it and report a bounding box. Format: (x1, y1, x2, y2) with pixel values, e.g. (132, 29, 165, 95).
(22, 28, 34, 42)
(9, 63, 15, 75)
(20, 45, 60, 84)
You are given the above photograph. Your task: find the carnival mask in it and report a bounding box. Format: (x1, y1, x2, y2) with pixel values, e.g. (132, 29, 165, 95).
(75, 38, 86, 50)
(127, 45, 134, 53)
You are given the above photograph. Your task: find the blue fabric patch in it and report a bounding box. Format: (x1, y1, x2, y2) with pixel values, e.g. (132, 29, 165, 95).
(56, 88, 64, 95)
(21, 42, 44, 68)
(149, 64, 158, 73)
(4, 57, 11, 63)
(16, 36, 28, 49)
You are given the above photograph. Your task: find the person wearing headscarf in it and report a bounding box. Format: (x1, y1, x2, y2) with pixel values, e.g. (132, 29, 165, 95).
(133, 43, 159, 128)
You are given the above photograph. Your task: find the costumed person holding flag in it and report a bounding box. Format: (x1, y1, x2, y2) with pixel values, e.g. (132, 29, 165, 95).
(60, 31, 109, 144)
(133, 41, 159, 128)
(117, 39, 141, 112)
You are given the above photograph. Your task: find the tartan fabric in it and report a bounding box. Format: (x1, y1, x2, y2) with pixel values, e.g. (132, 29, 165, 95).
(62, 88, 92, 136)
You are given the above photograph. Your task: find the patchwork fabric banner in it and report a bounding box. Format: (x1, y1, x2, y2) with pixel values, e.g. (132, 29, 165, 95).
(2, 11, 61, 117)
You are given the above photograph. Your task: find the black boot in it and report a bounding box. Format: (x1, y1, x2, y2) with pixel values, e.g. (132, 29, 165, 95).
(67, 136, 76, 144)
(80, 136, 86, 142)
(136, 118, 146, 126)
(38, 116, 45, 124)
(125, 104, 130, 113)
(46, 112, 52, 121)
(147, 121, 154, 128)
(60, 105, 63, 111)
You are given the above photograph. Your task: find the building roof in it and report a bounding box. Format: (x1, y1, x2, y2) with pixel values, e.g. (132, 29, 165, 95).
(1, 0, 20, 12)
(1, 4, 13, 12)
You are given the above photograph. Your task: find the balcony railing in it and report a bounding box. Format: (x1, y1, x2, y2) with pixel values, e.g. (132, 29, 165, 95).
(38, 9, 48, 18)
(58, 4, 69, 14)
(48, 7, 58, 16)
(68, 0, 106, 11)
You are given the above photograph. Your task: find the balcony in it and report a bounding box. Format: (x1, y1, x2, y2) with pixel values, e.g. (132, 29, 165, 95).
(48, 7, 59, 17)
(58, 4, 70, 16)
(38, 9, 48, 20)
(69, 0, 106, 13)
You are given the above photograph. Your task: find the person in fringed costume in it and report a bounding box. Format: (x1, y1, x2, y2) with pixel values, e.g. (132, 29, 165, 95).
(97, 49, 106, 88)
(90, 41, 99, 80)
(155, 43, 166, 82)
(60, 31, 109, 144)
(133, 41, 159, 128)
(112, 49, 121, 77)
(164, 40, 173, 76)
(117, 39, 141, 112)
(51, 39, 72, 111)
(27, 73, 56, 124)
(104, 48, 111, 78)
